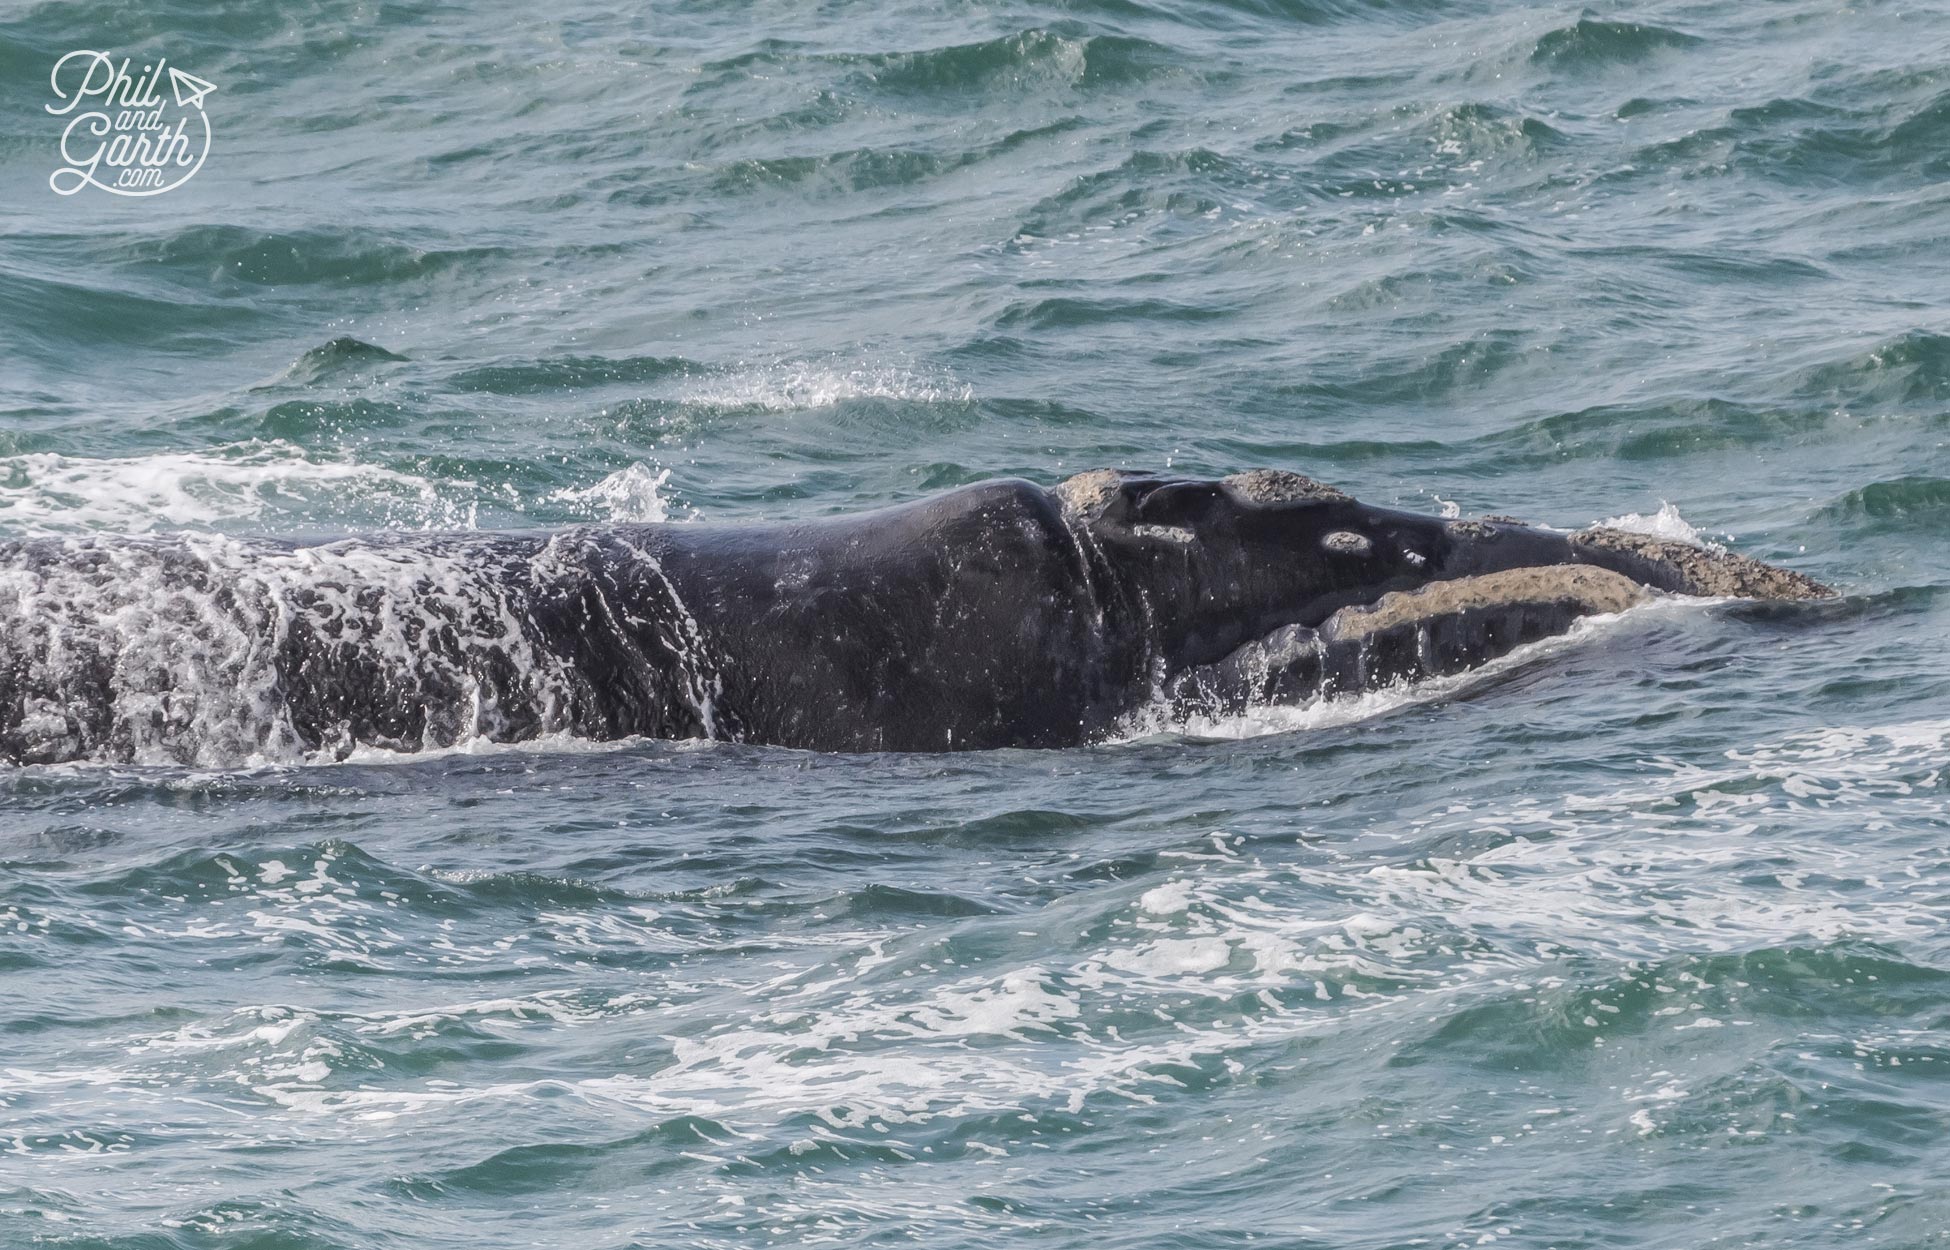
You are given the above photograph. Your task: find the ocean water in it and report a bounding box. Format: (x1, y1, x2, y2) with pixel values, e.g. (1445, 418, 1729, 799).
(2, 0, 1948, 1245)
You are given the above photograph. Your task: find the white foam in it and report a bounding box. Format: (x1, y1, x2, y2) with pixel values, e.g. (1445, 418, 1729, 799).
(0, 441, 475, 536)
(1349, 716, 1950, 963)
(10, 717, 1941, 1206)
(1138, 880, 1195, 915)
(1103, 936, 1234, 976)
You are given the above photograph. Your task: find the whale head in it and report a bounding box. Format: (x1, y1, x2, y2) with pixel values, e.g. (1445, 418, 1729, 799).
(1053, 468, 1832, 713)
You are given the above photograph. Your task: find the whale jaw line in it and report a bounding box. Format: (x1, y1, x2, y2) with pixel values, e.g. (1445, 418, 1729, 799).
(1163, 564, 1654, 720)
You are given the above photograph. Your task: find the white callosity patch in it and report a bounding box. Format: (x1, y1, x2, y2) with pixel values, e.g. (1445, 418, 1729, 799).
(1321, 529, 1373, 555)
(1328, 564, 1647, 632)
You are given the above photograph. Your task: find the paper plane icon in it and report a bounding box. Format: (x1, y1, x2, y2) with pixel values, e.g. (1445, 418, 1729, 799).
(168, 66, 217, 110)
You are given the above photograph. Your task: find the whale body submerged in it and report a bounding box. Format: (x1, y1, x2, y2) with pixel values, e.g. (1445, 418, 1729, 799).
(0, 469, 1832, 765)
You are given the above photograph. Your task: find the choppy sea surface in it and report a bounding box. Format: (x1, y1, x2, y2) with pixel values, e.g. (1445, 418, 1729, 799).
(2, 0, 1948, 1246)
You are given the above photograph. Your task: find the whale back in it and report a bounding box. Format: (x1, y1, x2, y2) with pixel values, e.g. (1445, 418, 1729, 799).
(636, 478, 1144, 751)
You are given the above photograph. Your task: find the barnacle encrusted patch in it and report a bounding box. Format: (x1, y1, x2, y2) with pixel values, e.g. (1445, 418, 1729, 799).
(1052, 468, 1127, 519)
(1326, 565, 1650, 635)
(1221, 469, 1350, 504)
(1572, 527, 1835, 600)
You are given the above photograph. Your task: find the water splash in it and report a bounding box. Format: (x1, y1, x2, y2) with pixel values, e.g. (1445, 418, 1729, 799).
(545, 462, 680, 522)
(1595, 501, 1722, 549)
(672, 360, 974, 411)
(0, 442, 476, 536)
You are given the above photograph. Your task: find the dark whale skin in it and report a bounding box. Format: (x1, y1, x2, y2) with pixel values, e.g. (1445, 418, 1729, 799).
(0, 471, 1831, 763)
(629, 479, 1142, 752)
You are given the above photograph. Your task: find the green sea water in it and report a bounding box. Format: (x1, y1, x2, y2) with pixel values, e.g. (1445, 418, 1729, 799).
(1, 0, 1948, 1246)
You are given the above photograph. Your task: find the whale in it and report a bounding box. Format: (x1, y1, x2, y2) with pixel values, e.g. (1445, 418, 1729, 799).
(0, 469, 1831, 765)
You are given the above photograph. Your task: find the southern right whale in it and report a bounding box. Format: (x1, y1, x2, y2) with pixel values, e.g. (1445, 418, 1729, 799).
(0, 469, 1832, 764)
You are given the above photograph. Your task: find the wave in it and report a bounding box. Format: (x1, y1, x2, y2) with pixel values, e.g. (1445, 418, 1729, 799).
(861, 28, 1179, 94)
(1058, 0, 1450, 28)
(391, 1120, 737, 1196)
(698, 28, 1179, 99)
(1529, 18, 1703, 68)
(992, 295, 1232, 332)
(444, 353, 692, 395)
(105, 225, 507, 290)
(1632, 86, 1950, 188)
(8, 712, 1945, 1248)
(246, 396, 419, 442)
(1423, 100, 1567, 158)
(92, 840, 641, 915)
(0, 438, 710, 538)
(267, 336, 408, 387)
(1768, 88, 1950, 185)
(1789, 329, 1950, 408)
(1480, 397, 1831, 465)
(669, 114, 1085, 205)
(0, 259, 256, 361)
(1396, 941, 1949, 1104)
(1241, 329, 1540, 409)
(1207, 397, 1838, 472)
(706, 145, 982, 197)
(1283, 102, 1567, 198)
(214, 719, 1950, 1128)
(1014, 146, 1260, 238)
(1820, 476, 1950, 525)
